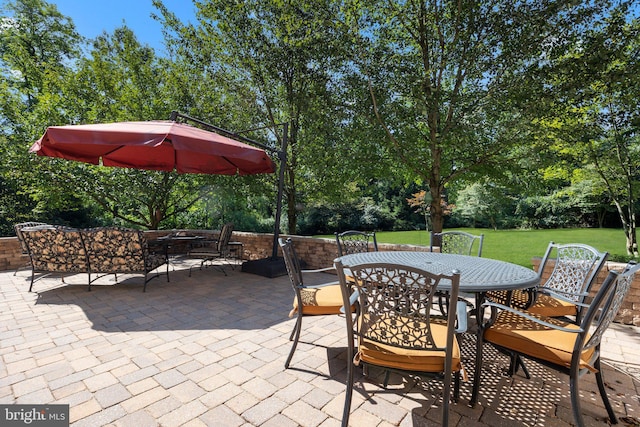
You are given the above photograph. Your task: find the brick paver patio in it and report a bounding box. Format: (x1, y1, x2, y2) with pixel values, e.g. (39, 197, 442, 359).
(1, 258, 639, 426)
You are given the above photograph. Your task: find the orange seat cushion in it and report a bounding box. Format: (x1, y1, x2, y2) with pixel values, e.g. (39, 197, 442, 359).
(484, 310, 596, 371)
(526, 294, 578, 317)
(486, 289, 534, 310)
(291, 284, 345, 315)
(356, 317, 462, 373)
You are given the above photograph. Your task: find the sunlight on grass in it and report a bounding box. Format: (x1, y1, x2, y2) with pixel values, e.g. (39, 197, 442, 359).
(326, 228, 629, 267)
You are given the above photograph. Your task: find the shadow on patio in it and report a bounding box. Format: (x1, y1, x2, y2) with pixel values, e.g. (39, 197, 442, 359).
(31, 260, 294, 333)
(2, 260, 639, 426)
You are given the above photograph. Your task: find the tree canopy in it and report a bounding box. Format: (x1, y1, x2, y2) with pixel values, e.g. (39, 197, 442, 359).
(1, 0, 639, 256)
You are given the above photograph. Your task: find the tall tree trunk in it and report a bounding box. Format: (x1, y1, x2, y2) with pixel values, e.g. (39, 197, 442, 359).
(624, 195, 637, 256)
(611, 197, 637, 256)
(429, 181, 444, 233)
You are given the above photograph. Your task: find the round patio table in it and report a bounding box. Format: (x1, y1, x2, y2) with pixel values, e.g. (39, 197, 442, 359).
(334, 251, 540, 293)
(335, 250, 541, 409)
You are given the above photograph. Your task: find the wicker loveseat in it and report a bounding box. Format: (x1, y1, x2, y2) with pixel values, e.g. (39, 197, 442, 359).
(20, 225, 168, 292)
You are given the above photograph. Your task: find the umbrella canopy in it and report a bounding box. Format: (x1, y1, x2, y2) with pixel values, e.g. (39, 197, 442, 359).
(30, 120, 276, 175)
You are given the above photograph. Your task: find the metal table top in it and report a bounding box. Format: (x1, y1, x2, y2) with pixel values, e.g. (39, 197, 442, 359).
(334, 251, 540, 293)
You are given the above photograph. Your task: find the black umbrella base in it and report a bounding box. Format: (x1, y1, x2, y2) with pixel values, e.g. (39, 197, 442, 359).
(241, 257, 288, 278)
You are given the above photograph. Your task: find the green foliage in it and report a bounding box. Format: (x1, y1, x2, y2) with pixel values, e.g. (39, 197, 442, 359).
(1, 0, 638, 260)
(297, 182, 425, 235)
(343, 0, 604, 232)
(155, 0, 369, 233)
(0, 0, 85, 233)
(0, 1, 277, 232)
(169, 179, 276, 233)
(0, 0, 81, 109)
(450, 182, 513, 230)
(521, 1, 640, 254)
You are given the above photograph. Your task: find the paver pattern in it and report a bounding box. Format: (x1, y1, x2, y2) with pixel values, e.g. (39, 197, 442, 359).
(1, 258, 639, 426)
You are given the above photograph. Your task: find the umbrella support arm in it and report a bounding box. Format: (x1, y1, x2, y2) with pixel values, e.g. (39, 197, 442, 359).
(170, 111, 277, 154)
(170, 111, 287, 261)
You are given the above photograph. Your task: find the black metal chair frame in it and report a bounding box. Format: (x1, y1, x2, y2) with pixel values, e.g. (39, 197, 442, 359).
(471, 261, 639, 427)
(335, 230, 378, 257)
(486, 241, 609, 378)
(532, 242, 609, 323)
(188, 222, 234, 276)
(430, 231, 483, 316)
(486, 241, 608, 320)
(336, 260, 463, 427)
(430, 230, 484, 256)
(13, 222, 48, 276)
(279, 237, 341, 369)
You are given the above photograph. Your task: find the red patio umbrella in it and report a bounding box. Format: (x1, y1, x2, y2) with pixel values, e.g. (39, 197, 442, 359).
(29, 120, 276, 175)
(31, 114, 288, 277)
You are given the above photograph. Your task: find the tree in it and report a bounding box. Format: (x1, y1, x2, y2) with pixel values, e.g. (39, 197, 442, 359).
(407, 190, 432, 231)
(49, 26, 212, 229)
(0, 0, 83, 232)
(0, 0, 80, 108)
(154, 0, 357, 234)
(531, 3, 640, 254)
(345, 0, 606, 233)
(454, 182, 502, 230)
(406, 189, 453, 231)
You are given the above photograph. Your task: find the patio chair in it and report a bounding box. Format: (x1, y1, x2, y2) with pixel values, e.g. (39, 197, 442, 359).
(335, 259, 465, 427)
(187, 222, 234, 276)
(487, 242, 608, 319)
(486, 242, 608, 377)
(82, 227, 169, 292)
(472, 261, 639, 427)
(430, 231, 483, 315)
(335, 230, 378, 256)
(13, 221, 47, 275)
(526, 242, 609, 321)
(430, 230, 484, 256)
(279, 237, 350, 369)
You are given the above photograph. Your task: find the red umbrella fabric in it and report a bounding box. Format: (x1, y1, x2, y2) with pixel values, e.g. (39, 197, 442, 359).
(30, 120, 276, 175)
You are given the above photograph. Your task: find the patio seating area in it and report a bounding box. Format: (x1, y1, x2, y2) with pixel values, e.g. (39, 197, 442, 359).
(1, 257, 639, 426)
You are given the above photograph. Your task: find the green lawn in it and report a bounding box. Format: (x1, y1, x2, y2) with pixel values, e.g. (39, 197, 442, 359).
(326, 228, 630, 267)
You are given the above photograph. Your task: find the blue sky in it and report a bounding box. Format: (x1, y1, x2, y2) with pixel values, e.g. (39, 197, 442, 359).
(51, 0, 196, 54)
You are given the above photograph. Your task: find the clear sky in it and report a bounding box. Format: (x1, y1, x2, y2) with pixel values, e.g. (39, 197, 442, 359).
(51, 0, 197, 54)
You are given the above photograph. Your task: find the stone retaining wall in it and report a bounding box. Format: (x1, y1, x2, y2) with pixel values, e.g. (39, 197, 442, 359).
(2, 230, 637, 325)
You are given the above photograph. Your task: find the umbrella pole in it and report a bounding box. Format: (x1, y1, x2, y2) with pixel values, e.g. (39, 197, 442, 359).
(271, 122, 288, 259)
(169, 111, 289, 276)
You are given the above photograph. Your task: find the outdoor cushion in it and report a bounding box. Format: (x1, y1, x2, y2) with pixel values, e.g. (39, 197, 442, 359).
(84, 228, 147, 272)
(355, 315, 462, 373)
(526, 293, 578, 317)
(484, 310, 596, 372)
(291, 284, 345, 315)
(23, 226, 88, 273)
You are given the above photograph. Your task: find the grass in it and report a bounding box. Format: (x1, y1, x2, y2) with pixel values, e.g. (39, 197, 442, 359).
(326, 228, 630, 267)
